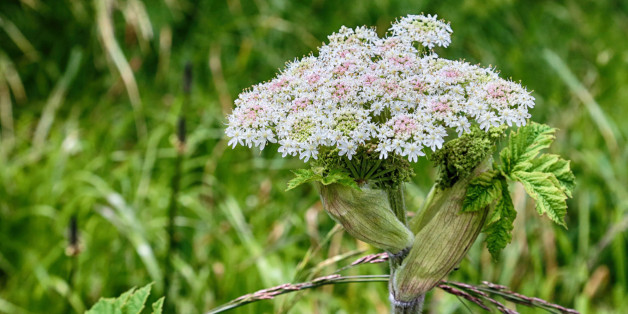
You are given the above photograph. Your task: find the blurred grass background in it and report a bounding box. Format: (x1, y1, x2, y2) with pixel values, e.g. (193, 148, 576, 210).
(1, 0, 627, 313)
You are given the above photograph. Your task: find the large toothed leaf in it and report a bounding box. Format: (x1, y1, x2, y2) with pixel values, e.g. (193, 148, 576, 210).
(287, 168, 358, 191)
(524, 154, 576, 197)
(484, 178, 517, 259)
(87, 287, 133, 314)
(86, 298, 122, 314)
(87, 284, 160, 314)
(462, 170, 502, 213)
(111, 288, 135, 309)
(500, 122, 556, 173)
(121, 284, 151, 314)
(511, 171, 567, 227)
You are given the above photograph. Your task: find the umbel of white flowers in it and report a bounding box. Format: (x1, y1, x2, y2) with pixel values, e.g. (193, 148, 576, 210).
(226, 14, 534, 163)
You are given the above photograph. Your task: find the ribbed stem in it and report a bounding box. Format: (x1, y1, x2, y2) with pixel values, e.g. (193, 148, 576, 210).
(387, 185, 407, 225)
(386, 184, 424, 314)
(391, 294, 425, 314)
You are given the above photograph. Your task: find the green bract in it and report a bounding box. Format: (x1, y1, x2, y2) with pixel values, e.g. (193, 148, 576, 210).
(397, 160, 492, 301)
(318, 183, 414, 254)
(288, 145, 414, 190)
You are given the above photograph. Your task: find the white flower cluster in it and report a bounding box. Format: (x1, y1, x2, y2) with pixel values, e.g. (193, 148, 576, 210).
(226, 14, 534, 162)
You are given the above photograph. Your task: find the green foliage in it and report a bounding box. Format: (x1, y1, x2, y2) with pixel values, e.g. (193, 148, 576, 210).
(286, 168, 359, 191)
(500, 122, 556, 173)
(432, 126, 505, 188)
(311, 145, 414, 189)
(462, 122, 575, 259)
(503, 123, 575, 227)
(525, 154, 576, 198)
(151, 298, 164, 314)
(86, 284, 163, 314)
(462, 170, 501, 213)
(483, 179, 517, 258)
(511, 171, 568, 227)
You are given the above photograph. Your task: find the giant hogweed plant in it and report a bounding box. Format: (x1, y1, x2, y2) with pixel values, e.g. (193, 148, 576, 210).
(224, 14, 575, 313)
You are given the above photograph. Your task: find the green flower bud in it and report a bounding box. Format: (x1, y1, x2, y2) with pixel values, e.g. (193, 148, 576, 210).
(318, 183, 414, 254)
(393, 161, 491, 302)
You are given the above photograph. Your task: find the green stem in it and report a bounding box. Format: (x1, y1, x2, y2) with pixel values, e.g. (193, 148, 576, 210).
(344, 157, 360, 178)
(386, 184, 424, 314)
(387, 184, 407, 225)
(363, 158, 382, 180)
(391, 295, 425, 314)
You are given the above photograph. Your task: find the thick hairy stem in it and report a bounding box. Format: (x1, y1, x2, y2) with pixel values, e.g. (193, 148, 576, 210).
(387, 185, 424, 314)
(387, 185, 407, 225)
(391, 294, 425, 314)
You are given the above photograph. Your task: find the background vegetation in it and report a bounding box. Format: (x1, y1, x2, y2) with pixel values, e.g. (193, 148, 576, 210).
(1, 0, 627, 313)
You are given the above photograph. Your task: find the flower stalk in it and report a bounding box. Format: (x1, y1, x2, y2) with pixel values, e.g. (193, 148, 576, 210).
(384, 184, 425, 314)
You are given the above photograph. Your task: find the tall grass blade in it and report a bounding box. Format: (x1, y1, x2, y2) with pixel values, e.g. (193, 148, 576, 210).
(95, 0, 146, 138)
(32, 48, 82, 152)
(543, 49, 622, 154)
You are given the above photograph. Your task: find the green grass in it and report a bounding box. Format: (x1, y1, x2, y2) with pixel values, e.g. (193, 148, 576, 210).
(1, 0, 627, 313)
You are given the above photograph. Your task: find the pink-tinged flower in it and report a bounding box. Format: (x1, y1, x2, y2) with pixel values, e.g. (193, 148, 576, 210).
(292, 98, 311, 111)
(269, 78, 287, 91)
(487, 83, 507, 99)
(333, 61, 354, 75)
(393, 115, 419, 135)
(432, 101, 450, 112)
(412, 79, 426, 92)
(307, 74, 321, 84)
(362, 74, 377, 86)
(391, 56, 411, 66)
(443, 70, 460, 78)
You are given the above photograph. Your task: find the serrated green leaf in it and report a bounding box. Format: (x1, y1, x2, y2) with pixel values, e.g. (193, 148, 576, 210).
(320, 169, 360, 189)
(525, 154, 575, 197)
(484, 178, 517, 259)
(286, 169, 322, 191)
(121, 283, 152, 314)
(548, 159, 575, 198)
(112, 288, 135, 309)
(151, 297, 165, 314)
(86, 298, 122, 314)
(511, 171, 567, 227)
(86, 284, 159, 314)
(462, 170, 502, 212)
(286, 168, 358, 191)
(501, 122, 556, 174)
(87, 286, 134, 314)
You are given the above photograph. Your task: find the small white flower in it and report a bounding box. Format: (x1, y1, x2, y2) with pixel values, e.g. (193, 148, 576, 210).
(338, 141, 357, 160)
(404, 142, 425, 162)
(376, 139, 393, 159)
(226, 128, 244, 148)
(299, 142, 319, 162)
